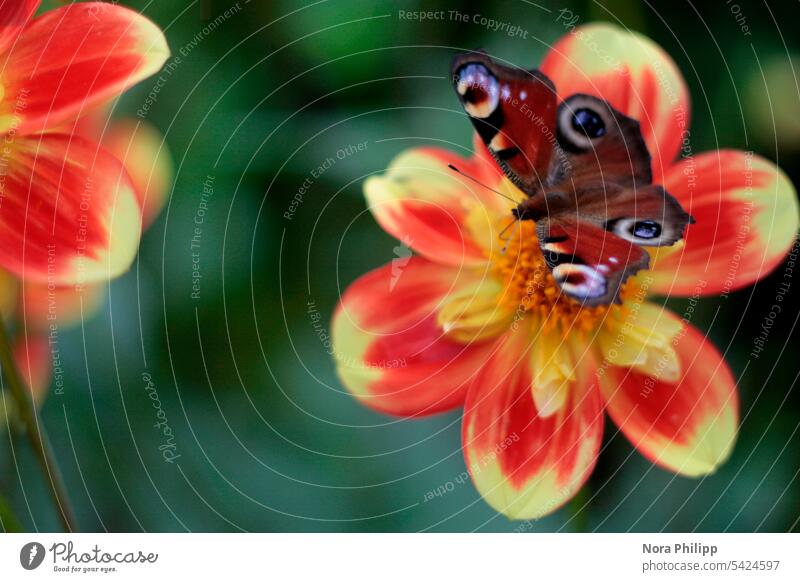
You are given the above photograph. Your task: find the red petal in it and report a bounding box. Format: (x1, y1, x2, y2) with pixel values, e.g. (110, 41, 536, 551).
(14, 332, 51, 404)
(332, 257, 494, 417)
(59, 103, 111, 138)
(22, 281, 107, 330)
(541, 23, 690, 179)
(58, 110, 171, 229)
(0, 3, 169, 134)
(463, 328, 604, 519)
(650, 150, 799, 296)
(365, 142, 513, 267)
(0, 0, 39, 54)
(0, 133, 142, 284)
(102, 118, 172, 228)
(601, 315, 738, 476)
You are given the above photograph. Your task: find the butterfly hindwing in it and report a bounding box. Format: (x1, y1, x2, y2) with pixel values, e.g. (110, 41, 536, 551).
(452, 52, 558, 195)
(536, 219, 650, 306)
(572, 182, 694, 247)
(517, 182, 693, 246)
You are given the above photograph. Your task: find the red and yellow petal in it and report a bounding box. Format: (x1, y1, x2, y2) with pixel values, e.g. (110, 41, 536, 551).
(364, 143, 516, 267)
(0, 3, 169, 134)
(0, 269, 18, 317)
(102, 118, 173, 228)
(650, 150, 799, 296)
(600, 314, 738, 477)
(463, 327, 604, 519)
(0, 133, 142, 285)
(598, 301, 682, 382)
(332, 257, 495, 417)
(21, 281, 107, 331)
(0, 0, 39, 54)
(58, 102, 111, 139)
(57, 109, 172, 229)
(541, 23, 689, 179)
(14, 332, 51, 404)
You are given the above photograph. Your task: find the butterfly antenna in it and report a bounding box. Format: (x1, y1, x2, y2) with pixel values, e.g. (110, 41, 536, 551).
(447, 164, 518, 204)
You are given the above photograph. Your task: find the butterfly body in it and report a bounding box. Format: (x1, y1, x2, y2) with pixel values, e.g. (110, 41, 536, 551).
(452, 52, 693, 305)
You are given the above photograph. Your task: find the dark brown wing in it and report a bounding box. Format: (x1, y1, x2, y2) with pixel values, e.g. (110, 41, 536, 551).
(451, 51, 559, 195)
(518, 181, 692, 246)
(573, 182, 693, 247)
(553, 93, 653, 188)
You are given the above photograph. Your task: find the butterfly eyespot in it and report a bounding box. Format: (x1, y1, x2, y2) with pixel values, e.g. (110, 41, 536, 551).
(631, 220, 661, 239)
(557, 95, 612, 151)
(607, 217, 671, 246)
(455, 63, 499, 119)
(571, 108, 606, 138)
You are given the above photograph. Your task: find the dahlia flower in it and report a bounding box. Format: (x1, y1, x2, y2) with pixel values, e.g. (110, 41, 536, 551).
(331, 24, 798, 519)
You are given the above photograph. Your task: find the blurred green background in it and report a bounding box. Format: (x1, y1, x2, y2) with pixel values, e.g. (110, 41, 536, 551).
(2, 0, 799, 532)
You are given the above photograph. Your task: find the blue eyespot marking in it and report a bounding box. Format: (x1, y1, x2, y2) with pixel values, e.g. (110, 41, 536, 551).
(631, 220, 661, 239)
(571, 108, 606, 138)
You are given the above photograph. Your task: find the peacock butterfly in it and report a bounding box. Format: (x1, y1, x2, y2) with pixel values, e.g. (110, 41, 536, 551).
(451, 51, 693, 306)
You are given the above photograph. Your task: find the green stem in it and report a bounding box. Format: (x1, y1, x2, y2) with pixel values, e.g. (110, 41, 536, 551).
(0, 489, 23, 532)
(0, 313, 77, 532)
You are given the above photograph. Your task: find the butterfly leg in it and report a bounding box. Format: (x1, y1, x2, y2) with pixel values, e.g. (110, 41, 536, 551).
(498, 217, 518, 242)
(501, 217, 523, 255)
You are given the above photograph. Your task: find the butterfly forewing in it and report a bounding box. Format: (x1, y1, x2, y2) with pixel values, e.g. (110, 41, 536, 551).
(452, 52, 558, 195)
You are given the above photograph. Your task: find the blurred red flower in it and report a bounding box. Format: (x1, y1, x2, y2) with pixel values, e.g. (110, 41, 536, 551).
(0, 1, 170, 415)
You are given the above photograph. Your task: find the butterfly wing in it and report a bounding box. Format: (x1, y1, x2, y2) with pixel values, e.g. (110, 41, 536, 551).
(452, 52, 558, 195)
(517, 92, 692, 304)
(530, 182, 692, 304)
(451, 55, 693, 306)
(554, 93, 653, 187)
(574, 182, 693, 247)
(519, 181, 692, 244)
(536, 218, 650, 306)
